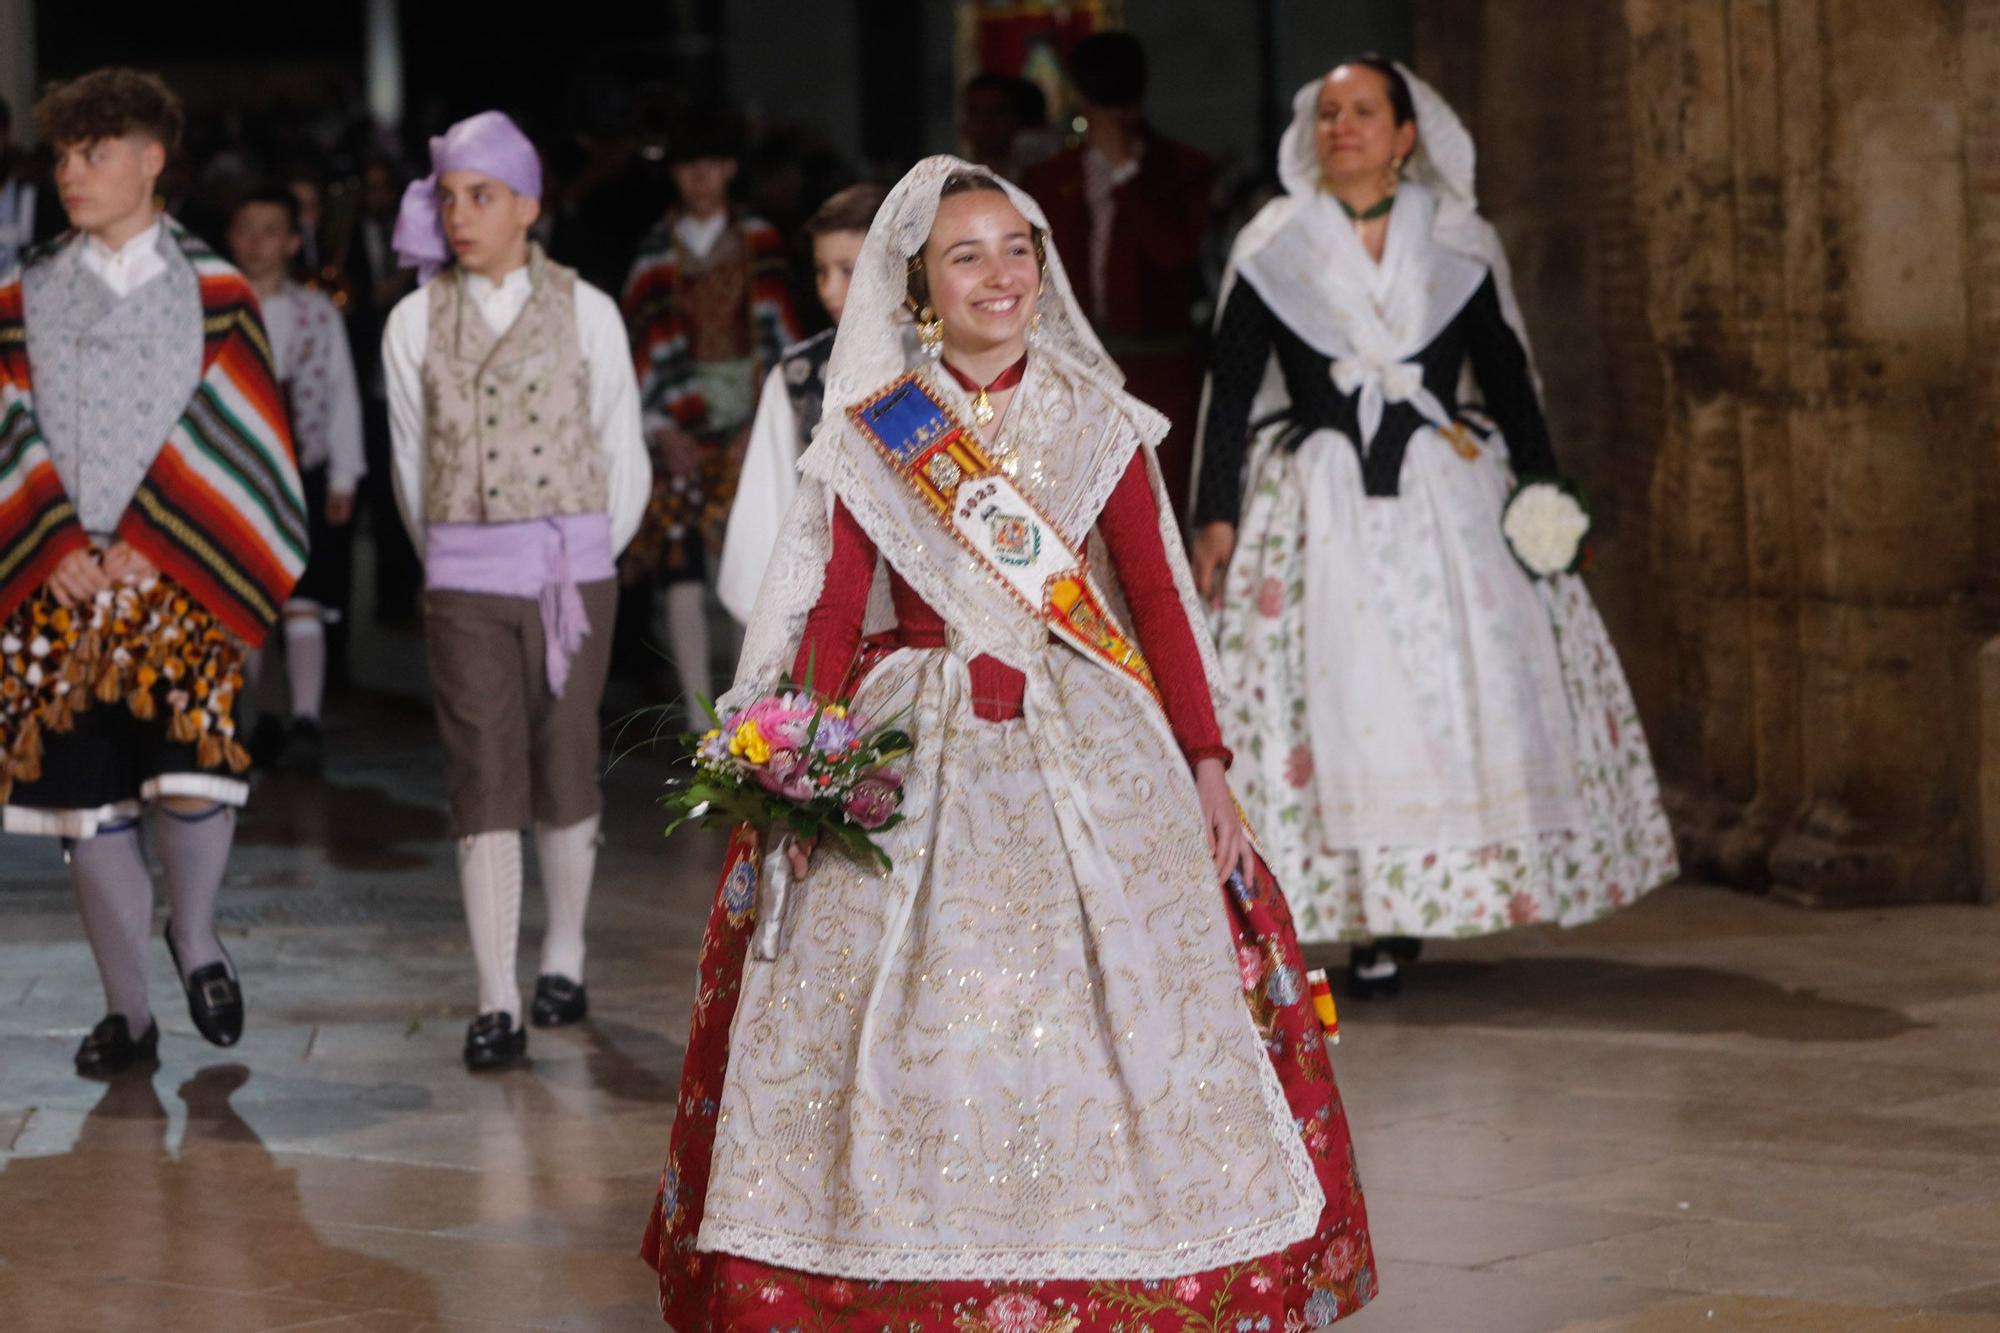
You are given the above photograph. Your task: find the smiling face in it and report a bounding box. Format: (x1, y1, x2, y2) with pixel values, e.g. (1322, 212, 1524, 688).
(436, 168, 539, 278)
(918, 187, 1041, 358)
(1313, 64, 1418, 191)
(52, 133, 164, 238)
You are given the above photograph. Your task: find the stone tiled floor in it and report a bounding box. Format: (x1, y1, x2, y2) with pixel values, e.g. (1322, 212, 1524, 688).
(3, 692, 1999, 1331)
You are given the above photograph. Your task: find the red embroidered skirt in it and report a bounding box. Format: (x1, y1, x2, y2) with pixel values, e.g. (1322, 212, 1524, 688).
(640, 826, 1377, 1331)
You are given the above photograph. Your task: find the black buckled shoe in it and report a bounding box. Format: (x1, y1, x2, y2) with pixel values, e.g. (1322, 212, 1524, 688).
(529, 975, 588, 1028)
(165, 921, 244, 1048)
(463, 1012, 528, 1070)
(74, 1014, 160, 1076)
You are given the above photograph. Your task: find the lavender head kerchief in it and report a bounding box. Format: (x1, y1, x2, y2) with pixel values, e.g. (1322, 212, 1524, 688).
(391, 110, 543, 280)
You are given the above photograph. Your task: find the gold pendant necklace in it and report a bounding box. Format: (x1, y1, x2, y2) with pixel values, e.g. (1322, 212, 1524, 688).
(942, 353, 1027, 433)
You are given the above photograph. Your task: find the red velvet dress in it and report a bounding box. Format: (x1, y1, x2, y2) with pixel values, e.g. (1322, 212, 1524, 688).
(642, 453, 1376, 1331)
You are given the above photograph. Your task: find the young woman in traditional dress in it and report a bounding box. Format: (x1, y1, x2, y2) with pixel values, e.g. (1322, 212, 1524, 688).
(641, 156, 1375, 1331)
(1189, 59, 1678, 998)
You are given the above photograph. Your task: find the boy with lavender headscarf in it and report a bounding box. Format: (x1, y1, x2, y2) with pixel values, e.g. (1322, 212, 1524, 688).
(382, 111, 651, 1070)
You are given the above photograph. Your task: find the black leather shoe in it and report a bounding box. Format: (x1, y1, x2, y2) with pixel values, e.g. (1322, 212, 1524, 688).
(1382, 936, 1424, 965)
(529, 975, 588, 1027)
(165, 921, 244, 1047)
(1346, 945, 1403, 1000)
(463, 1012, 528, 1070)
(74, 1015, 160, 1076)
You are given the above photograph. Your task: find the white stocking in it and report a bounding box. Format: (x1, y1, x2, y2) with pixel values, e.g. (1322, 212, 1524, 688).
(658, 582, 711, 728)
(535, 814, 599, 984)
(283, 606, 327, 720)
(67, 820, 155, 1028)
(457, 830, 523, 1020)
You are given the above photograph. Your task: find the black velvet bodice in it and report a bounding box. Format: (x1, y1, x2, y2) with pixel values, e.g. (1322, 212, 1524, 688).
(1194, 271, 1557, 524)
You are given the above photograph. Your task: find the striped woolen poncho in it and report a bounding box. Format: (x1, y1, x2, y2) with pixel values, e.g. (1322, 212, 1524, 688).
(0, 220, 305, 795)
(621, 214, 799, 431)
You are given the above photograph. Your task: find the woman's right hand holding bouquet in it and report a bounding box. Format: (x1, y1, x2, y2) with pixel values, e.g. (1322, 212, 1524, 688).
(662, 685, 911, 873)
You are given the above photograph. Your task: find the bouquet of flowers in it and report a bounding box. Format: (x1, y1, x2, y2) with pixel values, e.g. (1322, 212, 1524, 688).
(663, 687, 912, 872)
(1501, 476, 1593, 578)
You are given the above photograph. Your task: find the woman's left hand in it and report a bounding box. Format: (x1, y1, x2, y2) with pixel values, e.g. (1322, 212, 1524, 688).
(1194, 757, 1252, 885)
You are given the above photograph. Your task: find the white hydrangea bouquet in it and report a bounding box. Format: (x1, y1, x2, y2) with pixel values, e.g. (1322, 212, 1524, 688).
(1501, 477, 1592, 578)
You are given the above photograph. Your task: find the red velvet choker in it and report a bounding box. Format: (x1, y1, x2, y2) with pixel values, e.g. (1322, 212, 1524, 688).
(941, 352, 1028, 427)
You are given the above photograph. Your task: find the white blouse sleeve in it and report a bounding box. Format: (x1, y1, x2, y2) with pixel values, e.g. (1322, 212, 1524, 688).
(380, 289, 431, 558)
(573, 281, 653, 554)
(315, 295, 368, 494)
(717, 365, 798, 623)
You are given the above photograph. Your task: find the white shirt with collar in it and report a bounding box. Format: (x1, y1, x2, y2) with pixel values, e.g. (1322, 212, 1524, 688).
(380, 259, 651, 559)
(1082, 145, 1142, 323)
(673, 211, 728, 261)
(79, 217, 168, 299)
(260, 281, 368, 493)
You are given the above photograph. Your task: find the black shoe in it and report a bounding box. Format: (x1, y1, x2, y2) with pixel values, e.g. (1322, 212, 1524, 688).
(1346, 945, 1403, 1000)
(283, 718, 325, 775)
(463, 1012, 528, 1070)
(530, 975, 588, 1027)
(164, 921, 244, 1048)
(74, 1014, 160, 1076)
(248, 715, 288, 769)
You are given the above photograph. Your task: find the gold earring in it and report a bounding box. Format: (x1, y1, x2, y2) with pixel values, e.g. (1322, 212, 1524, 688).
(1380, 155, 1405, 196)
(918, 306, 944, 360)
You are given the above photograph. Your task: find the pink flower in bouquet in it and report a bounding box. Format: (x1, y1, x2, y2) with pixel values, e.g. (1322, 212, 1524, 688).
(843, 770, 903, 830)
(756, 749, 818, 802)
(739, 695, 817, 752)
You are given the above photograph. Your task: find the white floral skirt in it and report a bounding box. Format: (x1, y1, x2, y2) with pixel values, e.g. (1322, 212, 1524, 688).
(1215, 428, 1678, 943)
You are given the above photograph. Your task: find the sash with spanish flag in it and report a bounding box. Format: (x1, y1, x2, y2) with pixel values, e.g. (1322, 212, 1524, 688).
(847, 369, 1160, 704)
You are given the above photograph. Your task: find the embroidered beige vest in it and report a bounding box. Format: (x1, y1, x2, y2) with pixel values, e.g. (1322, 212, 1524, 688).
(420, 247, 603, 524)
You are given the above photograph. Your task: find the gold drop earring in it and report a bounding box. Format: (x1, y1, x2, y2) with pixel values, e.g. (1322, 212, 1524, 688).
(918, 306, 944, 360)
(1379, 154, 1405, 198)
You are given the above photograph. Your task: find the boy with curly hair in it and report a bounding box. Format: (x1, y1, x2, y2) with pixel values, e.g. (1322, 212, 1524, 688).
(0, 69, 305, 1074)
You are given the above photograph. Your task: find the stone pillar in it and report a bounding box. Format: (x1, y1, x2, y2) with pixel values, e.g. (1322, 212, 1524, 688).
(1414, 0, 1997, 903)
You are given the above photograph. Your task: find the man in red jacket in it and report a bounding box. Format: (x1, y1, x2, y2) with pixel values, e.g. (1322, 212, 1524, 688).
(1027, 32, 1214, 516)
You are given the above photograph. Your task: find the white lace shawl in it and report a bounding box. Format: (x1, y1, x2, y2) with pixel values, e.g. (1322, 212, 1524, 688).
(728, 155, 1226, 715)
(1190, 62, 1546, 508)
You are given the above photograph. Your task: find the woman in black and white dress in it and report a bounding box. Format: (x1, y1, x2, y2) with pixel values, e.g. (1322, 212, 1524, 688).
(1190, 58, 1677, 996)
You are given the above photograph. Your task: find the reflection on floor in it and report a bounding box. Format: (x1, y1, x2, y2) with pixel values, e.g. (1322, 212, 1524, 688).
(2, 692, 1999, 1331)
